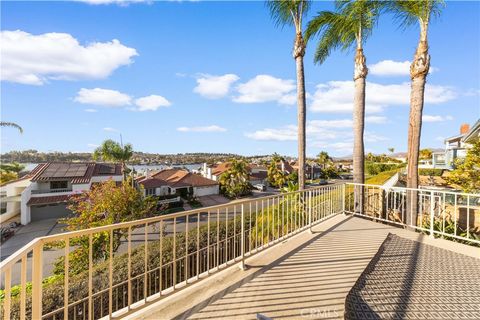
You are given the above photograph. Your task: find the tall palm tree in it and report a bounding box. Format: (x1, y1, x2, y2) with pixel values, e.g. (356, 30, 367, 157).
(317, 151, 331, 169)
(389, 0, 444, 226)
(266, 0, 311, 190)
(306, 0, 382, 212)
(93, 139, 133, 177)
(0, 121, 23, 133)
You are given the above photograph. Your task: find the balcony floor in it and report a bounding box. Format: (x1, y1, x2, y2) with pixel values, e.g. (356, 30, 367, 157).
(132, 214, 479, 320)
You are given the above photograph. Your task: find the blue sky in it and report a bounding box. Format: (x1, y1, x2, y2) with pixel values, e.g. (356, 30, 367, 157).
(1, 0, 479, 157)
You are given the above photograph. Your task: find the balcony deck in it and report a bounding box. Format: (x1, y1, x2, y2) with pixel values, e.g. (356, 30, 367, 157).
(128, 214, 479, 320)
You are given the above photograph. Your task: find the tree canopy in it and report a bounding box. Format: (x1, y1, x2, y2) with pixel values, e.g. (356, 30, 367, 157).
(447, 140, 480, 193)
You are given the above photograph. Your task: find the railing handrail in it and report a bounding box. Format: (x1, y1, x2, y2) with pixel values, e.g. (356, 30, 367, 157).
(31, 188, 73, 194)
(346, 182, 479, 197)
(0, 185, 326, 271)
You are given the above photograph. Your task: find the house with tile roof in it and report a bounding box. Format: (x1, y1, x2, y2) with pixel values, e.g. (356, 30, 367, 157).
(137, 168, 219, 198)
(200, 162, 269, 185)
(5, 162, 123, 225)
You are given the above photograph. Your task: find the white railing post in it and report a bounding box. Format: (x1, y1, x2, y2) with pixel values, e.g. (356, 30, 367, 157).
(31, 242, 43, 320)
(308, 190, 313, 233)
(239, 203, 246, 270)
(429, 191, 435, 238)
(342, 184, 346, 215)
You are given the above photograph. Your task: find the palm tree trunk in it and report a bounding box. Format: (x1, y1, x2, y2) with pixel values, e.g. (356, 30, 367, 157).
(406, 39, 430, 227)
(353, 48, 367, 213)
(294, 32, 306, 191)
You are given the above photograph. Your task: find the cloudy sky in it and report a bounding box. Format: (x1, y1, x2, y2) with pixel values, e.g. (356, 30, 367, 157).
(1, 0, 479, 157)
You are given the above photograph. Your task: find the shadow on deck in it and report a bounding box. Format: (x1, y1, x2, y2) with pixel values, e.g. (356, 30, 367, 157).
(129, 214, 479, 320)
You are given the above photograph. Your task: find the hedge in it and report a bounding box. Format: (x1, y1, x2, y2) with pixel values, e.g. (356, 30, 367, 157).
(1, 216, 253, 320)
(418, 168, 443, 176)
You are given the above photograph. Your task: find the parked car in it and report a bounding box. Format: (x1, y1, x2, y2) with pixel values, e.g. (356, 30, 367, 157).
(253, 184, 267, 191)
(319, 179, 328, 185)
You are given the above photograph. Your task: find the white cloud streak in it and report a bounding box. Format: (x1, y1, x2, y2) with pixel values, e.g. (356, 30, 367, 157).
(422, 115, 454, 122)
(234, 75, 296, 105)
(177, 125, 227, 133)
(75, 88, 132, 107)
(134, 95, 171, 111)
(1, 30, 137, 85)
(369, 59, 438, 77)
(310, 81, 456, 114)
(193, 74, 239, 99)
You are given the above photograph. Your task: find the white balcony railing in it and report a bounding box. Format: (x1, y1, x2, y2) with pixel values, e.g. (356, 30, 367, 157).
(31, 188, 73, 195)
(0, 183, 478, 320)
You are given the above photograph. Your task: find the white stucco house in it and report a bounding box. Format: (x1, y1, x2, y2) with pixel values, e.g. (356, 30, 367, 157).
(1, 162, 124, 225)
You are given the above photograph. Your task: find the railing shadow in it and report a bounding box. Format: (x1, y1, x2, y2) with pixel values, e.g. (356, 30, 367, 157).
(175, 216, 355, 319)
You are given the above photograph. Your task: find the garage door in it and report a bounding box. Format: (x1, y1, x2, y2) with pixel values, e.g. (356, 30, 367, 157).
(194, 186, 219, 197)
(31, 203, 70, 222)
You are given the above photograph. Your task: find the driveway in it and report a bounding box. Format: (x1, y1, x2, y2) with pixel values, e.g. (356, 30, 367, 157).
(197, 194, 230, 207)
(0, 218, 65, 261)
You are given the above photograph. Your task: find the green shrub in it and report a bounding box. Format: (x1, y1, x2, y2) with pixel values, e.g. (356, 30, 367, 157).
(365, 162, 401, 176)
(1, 217, 253, 319)
(418, 168, 443, 176)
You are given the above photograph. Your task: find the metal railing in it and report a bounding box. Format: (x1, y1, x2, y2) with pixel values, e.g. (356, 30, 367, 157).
(31, 188, 73, 195)
(0, 184, 343, 320)
(345, 183, 480, 245)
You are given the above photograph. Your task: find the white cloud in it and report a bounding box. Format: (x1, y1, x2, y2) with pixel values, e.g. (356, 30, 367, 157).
(74, 88, 132, 107)
(365, 116, 387, 124)
(1, 30, 137, 85)
(245, 126, 297, 141)
(134, 95, 171, 111)
(87, 143, 99, 148)
(422, 115, 454, 122)
(177, 125, 227, 133)
(310, 81, 456, 114)
(369, 60, 438, 77)
(194, 74, 239, 99)
(103, 127, 119, 132)
(365, 132, 389, 142)
(84, 108, 98, 113)
(234, 75, 296, 105)
(245, 119, 352, 142)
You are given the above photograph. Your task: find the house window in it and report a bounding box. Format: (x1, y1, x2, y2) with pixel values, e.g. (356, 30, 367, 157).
(146, 188, 156, 196)
(50, 181, 68, 189)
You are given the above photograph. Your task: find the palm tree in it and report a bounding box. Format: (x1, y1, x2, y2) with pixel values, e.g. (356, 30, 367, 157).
(266, 0, 311, 190)
(306, 0, 383, 212)
(389, 0, 444, 226)
(388, 147, 395, 154)
(317, 151, 331, 169)
(93, 139, 133, 177)
(0, 121, 23, 133)
(219, 159, 251, 198)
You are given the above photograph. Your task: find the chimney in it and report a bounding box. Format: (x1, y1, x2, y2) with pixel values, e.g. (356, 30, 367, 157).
(146, 169, 151, 179)
(460, 123, 470, 134)
(207, 168, 212, 179)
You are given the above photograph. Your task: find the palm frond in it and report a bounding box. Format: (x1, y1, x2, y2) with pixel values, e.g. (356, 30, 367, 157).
(388, 0, 445, 29)
(0, 122, 23, 133)
(266, 0, 310, 29)
(306, 0, 383, 64)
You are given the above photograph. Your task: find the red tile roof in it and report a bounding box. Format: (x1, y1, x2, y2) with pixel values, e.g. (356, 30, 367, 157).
(27, 194, 70, 206)
(249, 171, 268, 181)
(30, 162, 122, 184)
(139, 169, 218, 188)
(138, 177, 168, 188)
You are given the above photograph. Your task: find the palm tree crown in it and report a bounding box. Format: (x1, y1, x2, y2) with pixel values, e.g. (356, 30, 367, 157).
(93, 139, 133, 176)
(305, 0, 383, 64)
